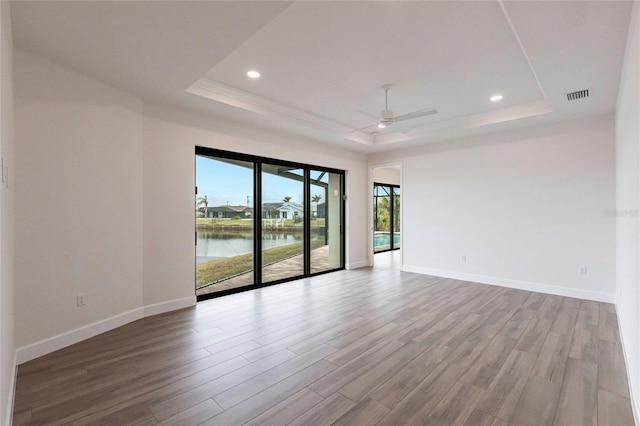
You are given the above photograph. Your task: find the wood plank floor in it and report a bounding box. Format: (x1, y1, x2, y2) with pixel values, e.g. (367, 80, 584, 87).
(13, 252, 634, 425)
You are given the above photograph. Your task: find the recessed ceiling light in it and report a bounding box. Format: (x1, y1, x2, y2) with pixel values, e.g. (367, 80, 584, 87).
(490, 94, 503, 102)
(377, 123, 386, 129)
(247, 70, 261, 79)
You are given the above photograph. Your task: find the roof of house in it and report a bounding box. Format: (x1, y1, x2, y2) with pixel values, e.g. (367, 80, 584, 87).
(262, 202, 283, 211)
(278, 202, 303, 211)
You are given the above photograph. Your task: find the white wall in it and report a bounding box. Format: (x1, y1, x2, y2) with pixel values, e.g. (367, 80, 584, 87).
(373, 167, 400, 186)
(0, 2, 15, 424)
(615, 1, 640, 421)
(14, 49, 144, 348)
(142, 103, 369, 306)
(369, 115, 616, 302)
(10, 48, 369, 364)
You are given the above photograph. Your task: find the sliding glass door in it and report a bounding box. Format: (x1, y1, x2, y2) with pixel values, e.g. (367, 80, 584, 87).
(195, 155, 254, 297)
(374, 183, 400, 253)
(195, 147, 345, 299)
(261, 163, 305, 283)
(311, 170, 343, 273)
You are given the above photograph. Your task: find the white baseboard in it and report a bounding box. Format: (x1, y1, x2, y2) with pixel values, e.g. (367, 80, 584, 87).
(15, 296, 196, 365)
(5, 351, 17, 426)
(402, 265, 615, 303)
(347, 260, 369, 270)
(16, 308, 144, 365)
(143, 296, 196, 317)
(614, 302, 640, 426)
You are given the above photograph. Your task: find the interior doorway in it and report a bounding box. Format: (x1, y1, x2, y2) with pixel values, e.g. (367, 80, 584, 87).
(370, 164, 401, 265)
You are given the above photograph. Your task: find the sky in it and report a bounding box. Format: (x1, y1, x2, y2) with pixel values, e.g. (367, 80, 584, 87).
(196, 155, 327, 208)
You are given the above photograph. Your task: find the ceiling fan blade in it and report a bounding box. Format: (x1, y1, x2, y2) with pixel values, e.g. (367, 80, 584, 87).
(356, 109, 380, 120)
(348, 120, 397, 135)
(394, 108, 438, 122)
(347, 123, 380, 134)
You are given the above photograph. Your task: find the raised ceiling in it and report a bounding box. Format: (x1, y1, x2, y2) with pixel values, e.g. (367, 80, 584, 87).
(10, 1, 633, 153)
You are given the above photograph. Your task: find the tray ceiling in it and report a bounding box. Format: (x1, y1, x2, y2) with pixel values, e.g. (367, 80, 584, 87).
(11, 1, 633, 152)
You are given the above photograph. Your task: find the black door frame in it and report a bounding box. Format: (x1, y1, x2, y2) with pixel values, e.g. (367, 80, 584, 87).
(373, 182, 400, 253)
(195, 146, 346, 301)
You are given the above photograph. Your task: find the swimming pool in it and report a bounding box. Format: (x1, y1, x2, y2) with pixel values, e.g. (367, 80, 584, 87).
(374, 232, 401, 248)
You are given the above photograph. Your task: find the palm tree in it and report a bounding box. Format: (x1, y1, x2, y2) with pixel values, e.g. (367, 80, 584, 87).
(311, 194, 323, 240)
(196, 195, 208, 217)
(282, 196, 292, 203)
(311, 194, 322, 218)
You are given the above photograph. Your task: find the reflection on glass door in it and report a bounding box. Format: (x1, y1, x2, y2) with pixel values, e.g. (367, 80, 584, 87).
(262, 164, 304, 283)
(374, 183, 400, 253)
(195, 155, 254, 296)
(310, 170, 343, 273)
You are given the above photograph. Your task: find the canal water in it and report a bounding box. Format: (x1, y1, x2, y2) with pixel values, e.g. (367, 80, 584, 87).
(196, 230, 306, 263)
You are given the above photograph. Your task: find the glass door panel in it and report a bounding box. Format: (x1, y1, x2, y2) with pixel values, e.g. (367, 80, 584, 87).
(310, 170, 343, 273)
(195, 155, 254, 296)
(374, 183, 400, 253)
(374, 184, 391, 252)
(393, 186, 401, 249)
(261, 163, 305, 283)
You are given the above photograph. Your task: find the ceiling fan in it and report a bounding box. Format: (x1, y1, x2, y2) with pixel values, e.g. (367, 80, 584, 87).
(364, 84, 438, 131)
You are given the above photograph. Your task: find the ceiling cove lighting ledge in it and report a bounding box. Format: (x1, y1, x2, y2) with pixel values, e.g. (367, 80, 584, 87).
(373, 99, 554, 146)
(186, 78, 375, 146)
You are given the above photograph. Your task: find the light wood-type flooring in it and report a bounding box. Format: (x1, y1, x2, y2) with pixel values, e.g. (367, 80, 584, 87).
(13, 251, 634, 425)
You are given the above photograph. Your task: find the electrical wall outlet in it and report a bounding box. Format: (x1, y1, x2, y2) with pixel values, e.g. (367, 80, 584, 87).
(461, 255, 467, 262)
(579, 266, 588, 276)
(77, 293, 86, 307)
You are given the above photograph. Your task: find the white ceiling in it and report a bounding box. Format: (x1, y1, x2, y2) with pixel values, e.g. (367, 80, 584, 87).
(10, 1, 633, 153)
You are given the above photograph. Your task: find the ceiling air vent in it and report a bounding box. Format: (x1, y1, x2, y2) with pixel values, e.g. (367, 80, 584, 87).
(566, 89, 590, 101)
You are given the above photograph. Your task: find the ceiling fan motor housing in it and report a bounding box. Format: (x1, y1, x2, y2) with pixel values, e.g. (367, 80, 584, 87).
(381, 109, 394, 124)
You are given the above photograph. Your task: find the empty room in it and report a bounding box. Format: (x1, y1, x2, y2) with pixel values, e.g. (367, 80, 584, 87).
(1, 1, 639, 425)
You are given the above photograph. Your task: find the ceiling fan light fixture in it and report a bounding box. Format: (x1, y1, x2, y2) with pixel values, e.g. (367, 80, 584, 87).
(357, 85, 437, 134)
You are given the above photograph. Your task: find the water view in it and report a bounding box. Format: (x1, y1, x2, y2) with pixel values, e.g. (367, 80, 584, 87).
(374, 232, 401, 249)
(195, 152, 343, 296)
(197, 230, 312, 263)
